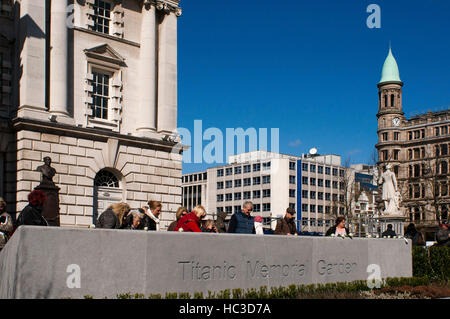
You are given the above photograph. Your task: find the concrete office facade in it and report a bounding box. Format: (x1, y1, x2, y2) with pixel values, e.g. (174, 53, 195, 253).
(0, 0, 183, 228)
(182, 151, 365, 233)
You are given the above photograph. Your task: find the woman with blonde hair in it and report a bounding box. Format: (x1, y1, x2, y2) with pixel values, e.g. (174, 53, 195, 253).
(175, 205, 206, 233)
(141, 200, 162, 231)
(110, 203, 131, 229)
(168, 206, 188, 231)
(96, 202, 130, 229)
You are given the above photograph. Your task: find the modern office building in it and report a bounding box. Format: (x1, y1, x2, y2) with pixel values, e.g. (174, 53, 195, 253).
(375, 47, 450, 239)
(182, 151, 376, 233)
(0, 0, 183, 228)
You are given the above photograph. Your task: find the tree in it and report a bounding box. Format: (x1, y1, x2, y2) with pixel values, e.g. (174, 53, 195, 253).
(421, 146, 449, 223)
(339, 157, 357, 220)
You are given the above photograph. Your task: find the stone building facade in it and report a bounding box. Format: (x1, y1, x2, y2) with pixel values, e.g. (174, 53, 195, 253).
(0, 0, 183, 228)
(376, 48, 450, 239)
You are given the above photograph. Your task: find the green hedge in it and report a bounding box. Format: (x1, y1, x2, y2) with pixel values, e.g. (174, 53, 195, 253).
(412, 246, 450, 282)
(113, 277, 433, 300)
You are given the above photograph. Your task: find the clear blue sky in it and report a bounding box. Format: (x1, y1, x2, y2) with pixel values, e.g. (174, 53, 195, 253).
(178, 0, 450, 174)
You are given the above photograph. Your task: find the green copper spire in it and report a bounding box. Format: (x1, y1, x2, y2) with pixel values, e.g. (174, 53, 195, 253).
(379, 46, 401, 84)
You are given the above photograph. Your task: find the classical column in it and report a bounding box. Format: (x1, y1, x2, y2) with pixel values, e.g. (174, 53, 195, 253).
(50, 0, 70, 116)
(157, 10, 178, 134)
(137, 2, 157, 134)
(18, 0, 47, 111)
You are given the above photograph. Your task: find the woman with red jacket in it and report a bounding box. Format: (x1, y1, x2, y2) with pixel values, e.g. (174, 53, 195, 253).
(175, 205, 206, 232)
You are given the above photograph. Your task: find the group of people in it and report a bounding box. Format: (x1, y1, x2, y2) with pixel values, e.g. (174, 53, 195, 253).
(94, 200, 300, 237)
(1, 191, 449, 249)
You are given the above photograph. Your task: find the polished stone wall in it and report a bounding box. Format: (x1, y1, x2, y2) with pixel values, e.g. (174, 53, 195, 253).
(0, 227, 412, 299)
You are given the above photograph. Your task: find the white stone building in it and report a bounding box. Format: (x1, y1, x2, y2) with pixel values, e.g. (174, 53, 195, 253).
(182, 151, 374, 233)
(0, 0, 183, 228)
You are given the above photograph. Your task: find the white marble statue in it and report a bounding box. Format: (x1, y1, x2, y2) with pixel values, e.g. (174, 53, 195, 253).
(378, 164, 401, 215)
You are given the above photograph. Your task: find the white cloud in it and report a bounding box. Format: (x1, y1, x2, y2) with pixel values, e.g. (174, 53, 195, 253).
(289, 139, 302, 147)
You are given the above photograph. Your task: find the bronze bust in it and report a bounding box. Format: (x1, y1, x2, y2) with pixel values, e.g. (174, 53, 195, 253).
(37, 157, 56, 186)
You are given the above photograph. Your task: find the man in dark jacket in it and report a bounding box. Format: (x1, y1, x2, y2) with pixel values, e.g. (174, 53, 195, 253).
(215, 211, 228, 233)
(434, 223, 449, 247)
(274, 207, 297, 236)
(381, 224, 397, 238)
(227, 201, 255, 234)
(96, 208, 120, 229)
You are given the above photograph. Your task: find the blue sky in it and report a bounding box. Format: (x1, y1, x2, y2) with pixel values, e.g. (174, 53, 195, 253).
(177, 0, 450, 174)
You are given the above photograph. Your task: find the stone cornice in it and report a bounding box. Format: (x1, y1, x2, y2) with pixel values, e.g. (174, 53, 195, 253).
(12, 118, 188, 154)
(377, 110, 404, 119)
(143, 0, 182, 16)
(377, 81, 403, 89)
(74, 27, 141, 48)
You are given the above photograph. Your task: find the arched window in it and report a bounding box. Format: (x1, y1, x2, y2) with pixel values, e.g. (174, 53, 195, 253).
(391, 94, 395, 107)
(384, 94, 388, 108)
(94, 169, 119, 188)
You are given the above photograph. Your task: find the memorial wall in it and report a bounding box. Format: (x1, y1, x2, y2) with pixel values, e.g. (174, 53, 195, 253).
(0, 227, 412, 299)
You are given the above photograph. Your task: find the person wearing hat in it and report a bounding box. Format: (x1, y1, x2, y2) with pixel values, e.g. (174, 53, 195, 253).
(274, 207, 298, 236)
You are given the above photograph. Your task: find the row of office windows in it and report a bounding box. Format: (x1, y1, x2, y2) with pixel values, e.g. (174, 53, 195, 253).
(301, 177, 344, 189)
(406, 144, 449, 161)
(302, 164, 344, 177)
(217, 162, 271, 177)
(183, 172, 208, 183)
(217, 176, 271, 189)
(217, 189, 272, 202)
(382, 131, 401, 142)
(217, 203, 272, 214)
(408, 161, 448, 178)
(406, 125, 450, 141)
(408, 182, 449, 199)
(182, 185, 202, 208)
(302, 204, 344, 215)
(302, 191, 344, 202)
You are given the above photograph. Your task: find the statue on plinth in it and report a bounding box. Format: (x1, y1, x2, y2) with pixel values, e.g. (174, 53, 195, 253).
(37, 157, 57, 186)
(35, 157, 60, 226)
(378, 164, 402, 216)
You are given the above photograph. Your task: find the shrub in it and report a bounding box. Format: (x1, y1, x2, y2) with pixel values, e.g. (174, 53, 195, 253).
(412, 246, 450, 282)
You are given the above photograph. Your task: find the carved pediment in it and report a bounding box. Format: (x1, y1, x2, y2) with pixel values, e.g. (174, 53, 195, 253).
(84, 44, 126, 67)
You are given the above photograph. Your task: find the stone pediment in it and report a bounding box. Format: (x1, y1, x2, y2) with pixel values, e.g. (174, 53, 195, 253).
(84, 44, 126, 67)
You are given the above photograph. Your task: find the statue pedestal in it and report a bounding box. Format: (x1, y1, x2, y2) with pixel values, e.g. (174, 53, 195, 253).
(34, 184, 60, 227)
(378, 215, 406, 237)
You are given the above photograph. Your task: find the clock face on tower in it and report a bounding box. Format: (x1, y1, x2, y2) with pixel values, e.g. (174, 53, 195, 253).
(392, 117, 401, 127)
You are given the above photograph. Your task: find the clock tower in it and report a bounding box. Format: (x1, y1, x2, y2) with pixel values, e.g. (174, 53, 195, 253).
(376, 47, 404, 174)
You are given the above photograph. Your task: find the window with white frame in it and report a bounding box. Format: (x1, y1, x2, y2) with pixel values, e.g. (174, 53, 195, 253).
(91, 70, 111, 120)
(84, 44, 124, 130)
(92, 0, 112, 34)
